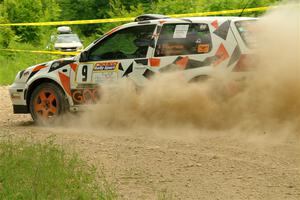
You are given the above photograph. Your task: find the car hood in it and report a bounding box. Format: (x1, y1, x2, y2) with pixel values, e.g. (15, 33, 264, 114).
(27, 57, 76, 70)
(16, 57, 77, 83)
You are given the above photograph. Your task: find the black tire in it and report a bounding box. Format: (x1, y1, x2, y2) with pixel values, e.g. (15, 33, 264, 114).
(29, 82, 69, 125)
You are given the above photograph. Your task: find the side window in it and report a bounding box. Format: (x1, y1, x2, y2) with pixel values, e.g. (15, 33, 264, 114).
(235, 20, 256, 48)
(155, 23, 212, 57)
(88, 25, 156, 61)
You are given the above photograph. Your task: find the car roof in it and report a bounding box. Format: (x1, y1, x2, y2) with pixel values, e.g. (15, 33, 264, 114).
(124, 16, 257, 27)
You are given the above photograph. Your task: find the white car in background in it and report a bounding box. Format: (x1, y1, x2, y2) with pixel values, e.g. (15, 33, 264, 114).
(9, 14, 256, 123)
(54, 33, 84, 52)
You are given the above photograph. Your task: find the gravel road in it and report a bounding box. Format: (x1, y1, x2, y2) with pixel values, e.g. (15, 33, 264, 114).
(0, 86, 299, 200)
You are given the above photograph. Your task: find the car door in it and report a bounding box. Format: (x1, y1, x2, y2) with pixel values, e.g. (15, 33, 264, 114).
(71, 24, 156, 104)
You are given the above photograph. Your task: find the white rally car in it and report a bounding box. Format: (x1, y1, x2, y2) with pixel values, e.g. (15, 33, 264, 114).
(9, 14, 256, 123)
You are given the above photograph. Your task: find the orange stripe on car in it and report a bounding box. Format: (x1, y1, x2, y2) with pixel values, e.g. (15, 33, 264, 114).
(211, 20, 219, 29)
(213, 43, 229, 66)
(58, 72, 71, 96)
(32, 65, 47, 72)
(105, 26, 120, 36)
(175, 56, 189, 69)
(69, 63, 78, 72)
(149, 58, 160, 67)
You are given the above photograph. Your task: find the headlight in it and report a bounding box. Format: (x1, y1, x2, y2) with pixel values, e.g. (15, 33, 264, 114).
(77, 46, 84, 51)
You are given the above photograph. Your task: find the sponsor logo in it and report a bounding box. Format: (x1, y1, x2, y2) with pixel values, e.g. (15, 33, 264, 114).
(93, 72, 117, 83)
(93, 62, 118, 71)
(197, 44, 210, 53)
(71, 88, 99, 105)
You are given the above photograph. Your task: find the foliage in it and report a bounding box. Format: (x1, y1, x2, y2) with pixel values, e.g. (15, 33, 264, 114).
(0, 0, 283, 42)
(0, 18, 14, 48)
(0, 0, 61, 44)
(56, 0, 110, 36)
(152, 0, 204, 14)
(2, 0, 42, 42)
(0, 137, 117, 199)
(41, 0, 61, 22)
(200, 0, 281, 16)
(0, 3, 14, 47)
(97, 0, 145, 34)
(0, 50, 59, 85)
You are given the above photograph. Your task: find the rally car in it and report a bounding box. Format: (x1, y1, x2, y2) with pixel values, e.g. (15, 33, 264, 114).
(9, 14, 256, 123)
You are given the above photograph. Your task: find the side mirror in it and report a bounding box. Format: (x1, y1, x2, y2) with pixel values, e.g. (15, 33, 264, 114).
(79, 51, 88, 62)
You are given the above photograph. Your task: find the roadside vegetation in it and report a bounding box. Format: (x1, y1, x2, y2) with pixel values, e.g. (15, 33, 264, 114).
(0, 52, 59, 85)
(0, 137, 117, 200)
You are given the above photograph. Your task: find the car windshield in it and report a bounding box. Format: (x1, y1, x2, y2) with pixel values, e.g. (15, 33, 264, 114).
(56, 34, 81, 43)
(235, 20, 256, 48)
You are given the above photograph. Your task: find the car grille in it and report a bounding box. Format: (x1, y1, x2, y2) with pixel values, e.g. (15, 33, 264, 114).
(59, 47, 78, 52)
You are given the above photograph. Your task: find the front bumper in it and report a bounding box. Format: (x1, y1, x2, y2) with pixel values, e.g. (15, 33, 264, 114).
(12, 105, 29, 114)
(9, 82, 29, 114)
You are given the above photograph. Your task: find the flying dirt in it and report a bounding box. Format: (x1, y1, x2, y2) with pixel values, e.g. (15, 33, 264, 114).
(0, 2, 299, 200)
(68, 3, 300, 136)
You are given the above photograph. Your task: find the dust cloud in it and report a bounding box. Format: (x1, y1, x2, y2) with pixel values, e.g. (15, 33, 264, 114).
(70, 3, 300, 136)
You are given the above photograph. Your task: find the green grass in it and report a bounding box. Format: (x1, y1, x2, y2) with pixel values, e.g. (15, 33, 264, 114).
(0, 137, 117, 200)
(0, 51, 60, 85)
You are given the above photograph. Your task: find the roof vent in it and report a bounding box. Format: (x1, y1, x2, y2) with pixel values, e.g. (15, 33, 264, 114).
(134, 14, 170, 22)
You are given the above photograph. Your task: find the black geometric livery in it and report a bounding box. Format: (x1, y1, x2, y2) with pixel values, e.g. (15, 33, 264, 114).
(227, 45, 241, 67)
(118, 63, 124, 71)
(143, 69, 155, 79)
(134, 59, 148, 65)
(185, 56, 217, 70)
(19, 70, 25, 79)
(159, 63, 178, 73)
(26, 65, 46, 82)
(48, 59, 75, 73)
(122, 63, 133, 77)
(213, 20, 230, 40)
(159, 55, 217, 72)
(26, 71, 39, 83)
(173, 56, 185, 63)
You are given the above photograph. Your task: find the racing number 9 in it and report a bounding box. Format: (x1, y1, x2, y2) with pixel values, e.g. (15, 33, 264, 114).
(82, 65, 88, 82)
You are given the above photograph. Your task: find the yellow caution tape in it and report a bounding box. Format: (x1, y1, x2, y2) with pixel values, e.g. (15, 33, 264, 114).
(0, 49, 79, 56)
(0, 7, 268, 26)
(0, 17, 135, 27)
(0, 6, 269, 56)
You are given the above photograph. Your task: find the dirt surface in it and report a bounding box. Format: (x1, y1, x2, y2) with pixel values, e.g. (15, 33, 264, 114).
(1, 86, 299, 200)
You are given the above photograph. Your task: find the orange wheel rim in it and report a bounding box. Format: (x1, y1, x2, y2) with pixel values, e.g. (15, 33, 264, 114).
(34, 89, 59, 119)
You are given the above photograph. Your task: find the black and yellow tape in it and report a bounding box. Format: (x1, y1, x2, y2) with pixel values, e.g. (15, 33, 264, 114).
(0, 49, 79, 56)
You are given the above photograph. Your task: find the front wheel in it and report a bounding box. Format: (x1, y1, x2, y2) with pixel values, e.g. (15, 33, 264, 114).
(29, 82, 69, 124)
